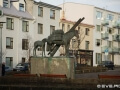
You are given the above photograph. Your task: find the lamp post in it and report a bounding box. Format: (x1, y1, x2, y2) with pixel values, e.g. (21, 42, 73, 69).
(0, 22, 5, 76)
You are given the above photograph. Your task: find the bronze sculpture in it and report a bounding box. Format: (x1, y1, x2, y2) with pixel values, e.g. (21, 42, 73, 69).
(33, 38, 47, 57)
(33, 17, 85, 57)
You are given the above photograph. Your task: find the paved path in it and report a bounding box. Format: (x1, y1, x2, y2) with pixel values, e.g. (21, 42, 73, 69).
(75, 68, 120, 78)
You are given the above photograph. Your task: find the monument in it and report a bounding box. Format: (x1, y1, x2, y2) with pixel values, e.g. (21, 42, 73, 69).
(30, 17, 85, 79)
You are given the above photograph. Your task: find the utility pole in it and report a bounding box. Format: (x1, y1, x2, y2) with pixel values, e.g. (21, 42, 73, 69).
(0, 22, 5, 76)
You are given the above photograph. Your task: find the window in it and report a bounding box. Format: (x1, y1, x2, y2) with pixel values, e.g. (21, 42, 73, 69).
(96, 39, 100, 46)
(6, 18, 14, 30)
(6, 37, 13, 49)
(107, 27, 113, 34)
(118, 29, 120, 34)
(67, 24, 70, 31)
(107, 14, 114, 21)
(118, 42, 120, 48)
(22, 21, 29, 32)
(3, 0, 9, 8)
(72, 39, 77, 49)
(85, 41, 89, 50)
(50, 25, 55, 34)
(50, 9, 55, 19)
(118, 16, 120, 21)
(22, 39, 28, 50)
(96, 53, 101, 64)
(85, 28, 89, 35)
(108, 41, 112, 48)
(78, 26, 80, 34)
(38, 23, 43, 34)
(96, 25, 101, 31)
(38, 7, 43, 17)
(96, 11, 102, 19)
(22, 58, 25, 63)
(19, 3, 24, 11)
(6, 57, 13, 68)
(62, 24, 65, 31)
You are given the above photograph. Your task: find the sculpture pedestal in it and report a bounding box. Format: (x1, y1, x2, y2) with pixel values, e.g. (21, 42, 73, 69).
(30, 57, 75, 79)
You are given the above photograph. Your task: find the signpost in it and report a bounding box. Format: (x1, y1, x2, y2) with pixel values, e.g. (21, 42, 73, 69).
(104, 48, 109, 60)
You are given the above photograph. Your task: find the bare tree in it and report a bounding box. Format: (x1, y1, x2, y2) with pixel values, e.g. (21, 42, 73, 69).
(24, 34, 34, 62)
(0, 50, 7, 61)
(72, 29, 85, 50)
(78, 29, 85, 49)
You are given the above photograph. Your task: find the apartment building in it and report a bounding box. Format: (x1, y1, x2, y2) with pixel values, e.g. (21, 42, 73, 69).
(25, 0, 61, 56)
(0, 0, 61, 68)
(60, 19, 94, 66)
(59, 2, 120, 66)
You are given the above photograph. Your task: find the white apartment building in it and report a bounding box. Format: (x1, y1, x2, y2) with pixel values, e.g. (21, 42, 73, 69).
(59, 2, 120, 66)
(0, 0, 61, 68)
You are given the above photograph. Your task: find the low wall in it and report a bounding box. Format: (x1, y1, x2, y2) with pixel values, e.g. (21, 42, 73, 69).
(0, 77, 120, 90)
(30, 57, 75, 79)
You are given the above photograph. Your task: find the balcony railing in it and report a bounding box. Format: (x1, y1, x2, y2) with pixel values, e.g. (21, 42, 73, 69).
(102, 46, 120, 54)
(112, 47, 119, 53)
(112, 20, 120, 29)
(112, 34, 120, 42)
(101, 33, 109, 39)
(101, 19, 109, 26)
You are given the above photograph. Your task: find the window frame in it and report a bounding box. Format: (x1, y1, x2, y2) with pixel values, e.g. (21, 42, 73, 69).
(19, 3, 24, 11)
(107, 14, 114, 21)
(96, 53, 101, 64)
(3, 0, 9, 8)
(96, 39, 101, 46)
(6, 57, 13, 68)
(38, 7, 43, 17)
(22, 39, 28, 50)
(85, 28, 89, 35)
(6, 37, 13, 49)
(6, 18, 14, 30)
(96, 25, 101, 32)
(85, 41, 89, 50)
(22, 20, 29, 32)
(50, 25, 55, 34)
(50, 9, 55, 19)
(38, 23, 43, 34)
(96, 11, 102, 19)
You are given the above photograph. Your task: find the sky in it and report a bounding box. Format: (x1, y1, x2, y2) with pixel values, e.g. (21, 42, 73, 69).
(35, 0, 120, 13)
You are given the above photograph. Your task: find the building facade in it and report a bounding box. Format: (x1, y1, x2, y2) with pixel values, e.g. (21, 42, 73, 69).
(59, 2, 120, 66)
(0, 0, 61, 68)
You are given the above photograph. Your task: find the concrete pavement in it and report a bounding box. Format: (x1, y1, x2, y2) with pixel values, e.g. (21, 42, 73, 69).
(75, 67, 120, 78)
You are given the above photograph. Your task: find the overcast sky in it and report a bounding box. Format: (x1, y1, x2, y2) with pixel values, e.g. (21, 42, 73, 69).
(35, 0, 120, 13)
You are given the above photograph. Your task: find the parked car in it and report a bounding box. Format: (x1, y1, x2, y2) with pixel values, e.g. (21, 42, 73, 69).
(98, 61, 114, 70)
(13, 63, 29, 71)
(5, 66, 13, 72)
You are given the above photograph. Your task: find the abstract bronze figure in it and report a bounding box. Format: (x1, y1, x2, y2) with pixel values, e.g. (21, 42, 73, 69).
(33, 17, 85, 57)
(33, 38, 47, 57)
(47, 17, 85, 57)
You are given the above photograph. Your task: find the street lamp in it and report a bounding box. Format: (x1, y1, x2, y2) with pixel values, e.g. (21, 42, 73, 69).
(0, 22, 5, 76)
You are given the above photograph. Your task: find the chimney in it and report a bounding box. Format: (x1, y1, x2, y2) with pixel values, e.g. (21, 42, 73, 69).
(25, 0, 34, 15)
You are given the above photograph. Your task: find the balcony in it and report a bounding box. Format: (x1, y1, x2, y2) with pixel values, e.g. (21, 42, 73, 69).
(102, 46, 112, 53)
(112, 20, 120, 29)
(101, 19, 109, 26)
(101, 33, 109, 39)
(112, 47, 119, 53)
(112, 34, 120, 42)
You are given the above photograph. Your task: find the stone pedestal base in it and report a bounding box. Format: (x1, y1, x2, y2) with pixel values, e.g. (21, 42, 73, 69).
(30, 57, 75, 79)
